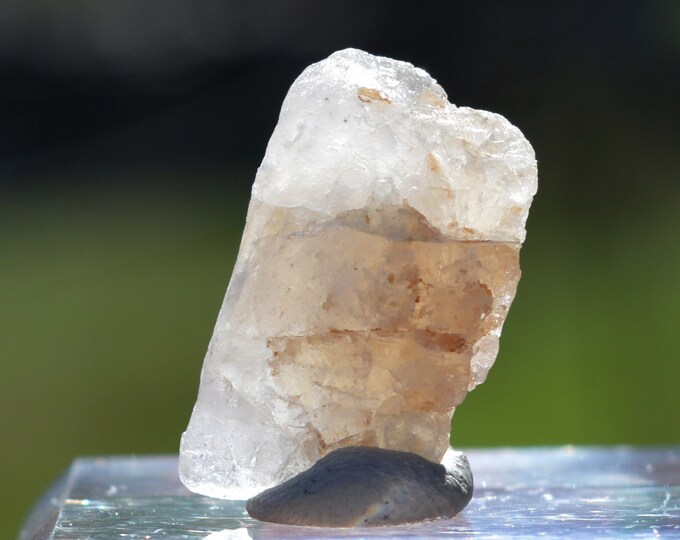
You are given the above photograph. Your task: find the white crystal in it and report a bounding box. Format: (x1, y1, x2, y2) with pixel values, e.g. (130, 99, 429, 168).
(180, 48, 537, 498)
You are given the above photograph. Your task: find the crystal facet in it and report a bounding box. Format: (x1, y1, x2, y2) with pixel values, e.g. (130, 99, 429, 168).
(180, 48, 537, 498)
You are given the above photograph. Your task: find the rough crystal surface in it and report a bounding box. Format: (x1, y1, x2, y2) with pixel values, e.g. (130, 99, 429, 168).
(179, 48, 537, 498)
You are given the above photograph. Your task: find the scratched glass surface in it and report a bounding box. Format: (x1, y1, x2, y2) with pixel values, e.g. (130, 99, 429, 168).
(20, 447, 680, 539)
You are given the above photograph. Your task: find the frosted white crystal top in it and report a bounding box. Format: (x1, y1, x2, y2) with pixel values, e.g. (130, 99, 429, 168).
(255, 48, 537, 243)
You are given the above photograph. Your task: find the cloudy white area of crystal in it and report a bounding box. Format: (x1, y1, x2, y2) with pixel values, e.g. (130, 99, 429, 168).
(253, 48, 536, 243)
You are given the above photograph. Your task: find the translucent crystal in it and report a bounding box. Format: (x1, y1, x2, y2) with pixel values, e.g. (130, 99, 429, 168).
(179, 48, 537, 498)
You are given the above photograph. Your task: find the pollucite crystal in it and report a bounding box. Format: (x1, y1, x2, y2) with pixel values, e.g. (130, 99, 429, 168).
(180, 48, 537, 498)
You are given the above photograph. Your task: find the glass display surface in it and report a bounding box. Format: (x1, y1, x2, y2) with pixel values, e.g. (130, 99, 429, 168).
(20, 447, 680, 539)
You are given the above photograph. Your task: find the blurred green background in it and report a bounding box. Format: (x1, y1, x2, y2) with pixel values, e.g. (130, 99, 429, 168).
(2, 1, 679, 538)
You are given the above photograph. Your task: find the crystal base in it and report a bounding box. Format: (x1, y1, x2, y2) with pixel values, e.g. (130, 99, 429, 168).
(20, 447, 680, 539)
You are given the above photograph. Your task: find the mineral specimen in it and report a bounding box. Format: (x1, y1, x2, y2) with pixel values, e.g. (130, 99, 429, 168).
(246, 447, 473, 527)
(180, 48, 537, 499)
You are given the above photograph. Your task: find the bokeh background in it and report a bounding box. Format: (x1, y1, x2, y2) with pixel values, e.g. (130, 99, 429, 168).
(2, 1, 679, 536)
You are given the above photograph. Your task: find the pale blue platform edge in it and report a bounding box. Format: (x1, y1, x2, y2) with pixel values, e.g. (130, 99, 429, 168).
(20, 446, 680, 539)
